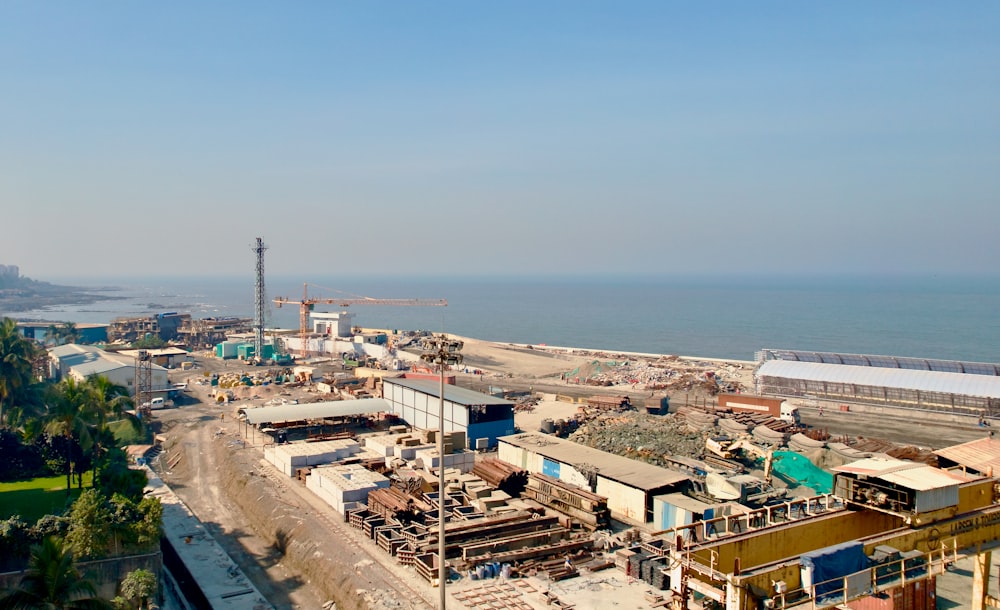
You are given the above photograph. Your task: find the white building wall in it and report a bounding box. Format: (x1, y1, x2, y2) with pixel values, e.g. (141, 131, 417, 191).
(596, 477, 648, 525)
(496, 441, 595, 498)
(385, 382, 468, 437)
(498, 442, 526, 469)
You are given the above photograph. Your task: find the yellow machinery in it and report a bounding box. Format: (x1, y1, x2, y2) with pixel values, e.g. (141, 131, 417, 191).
(644, 459, 1000, 609)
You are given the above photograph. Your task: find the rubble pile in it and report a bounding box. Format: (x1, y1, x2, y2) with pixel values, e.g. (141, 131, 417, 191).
(568, 411, 705, 468)
(562, 357, 749, 394)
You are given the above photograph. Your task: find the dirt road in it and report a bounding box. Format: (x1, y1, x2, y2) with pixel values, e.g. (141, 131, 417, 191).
(152, 359, 436, 610)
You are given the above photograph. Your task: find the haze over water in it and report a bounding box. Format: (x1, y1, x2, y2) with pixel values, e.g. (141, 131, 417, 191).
(13, 274, 1000, 364)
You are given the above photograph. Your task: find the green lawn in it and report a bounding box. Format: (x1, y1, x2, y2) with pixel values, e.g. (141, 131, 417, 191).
(0, 473, 93, 522)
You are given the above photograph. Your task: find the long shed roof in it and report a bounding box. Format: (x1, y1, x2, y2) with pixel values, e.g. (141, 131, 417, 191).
(933, 437, 1000, 475)
(383, 377, 515, 407)
(757, 360, 1000, 399)
(499, 432, 689, 491)
(832, 457, 970, 491)
(242, 398, 390, 425)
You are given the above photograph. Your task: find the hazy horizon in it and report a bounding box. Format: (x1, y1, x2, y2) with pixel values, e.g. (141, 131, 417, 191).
(3, 3, 998, 279)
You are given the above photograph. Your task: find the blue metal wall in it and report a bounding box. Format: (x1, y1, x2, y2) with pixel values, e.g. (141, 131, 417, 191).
(467, 418, 515, 450)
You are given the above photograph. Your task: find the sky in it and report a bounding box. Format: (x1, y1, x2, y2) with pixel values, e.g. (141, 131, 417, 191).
(2, 2, 999, 280)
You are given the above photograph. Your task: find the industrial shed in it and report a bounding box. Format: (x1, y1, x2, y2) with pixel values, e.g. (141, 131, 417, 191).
(934, 436, 1000, 476)
(382, 378, 515, 450)
(497, 432, 690, 525)
(241, 398, 390, 425)
(48, 344, 169, 395)
(755, 359, 1000, 417)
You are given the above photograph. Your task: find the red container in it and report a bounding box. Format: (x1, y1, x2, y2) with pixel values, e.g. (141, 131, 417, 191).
(845, 577, 935, 610)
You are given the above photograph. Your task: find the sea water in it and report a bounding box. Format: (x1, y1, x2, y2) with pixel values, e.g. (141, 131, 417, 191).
(11, 274, 1000, 363)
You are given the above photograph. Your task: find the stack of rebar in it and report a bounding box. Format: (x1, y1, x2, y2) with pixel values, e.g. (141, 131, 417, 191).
(472, 458, 529, 497)
(367, 487, 427, 524)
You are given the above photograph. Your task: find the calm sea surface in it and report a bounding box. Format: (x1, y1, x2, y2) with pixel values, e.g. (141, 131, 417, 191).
(10, 274, 1000, 363)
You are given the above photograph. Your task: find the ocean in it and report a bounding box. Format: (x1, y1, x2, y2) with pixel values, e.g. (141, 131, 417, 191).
(9, 274, 1000, 364)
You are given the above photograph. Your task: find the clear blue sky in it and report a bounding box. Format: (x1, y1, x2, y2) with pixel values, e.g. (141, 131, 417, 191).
(2, 3, 998, 279)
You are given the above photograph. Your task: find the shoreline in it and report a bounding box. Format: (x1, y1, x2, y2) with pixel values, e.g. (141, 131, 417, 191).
(497, 340, 758, 366)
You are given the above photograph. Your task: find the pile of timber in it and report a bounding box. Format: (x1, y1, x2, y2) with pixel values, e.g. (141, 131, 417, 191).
(523, 473, 611, 531)
(472, 458, 528, 497)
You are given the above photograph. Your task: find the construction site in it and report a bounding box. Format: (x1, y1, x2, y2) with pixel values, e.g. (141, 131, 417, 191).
(139, 240, 1000, 610)
(143, 335, 1000, 610)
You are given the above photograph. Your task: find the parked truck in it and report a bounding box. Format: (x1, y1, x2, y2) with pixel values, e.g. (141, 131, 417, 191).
(717, 393, 800, 424)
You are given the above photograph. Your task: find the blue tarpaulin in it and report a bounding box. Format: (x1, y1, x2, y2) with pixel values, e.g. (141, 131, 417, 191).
(800, 540, 870, 600)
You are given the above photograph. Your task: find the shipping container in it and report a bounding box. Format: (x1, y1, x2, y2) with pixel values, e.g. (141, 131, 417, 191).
(845, 576, 935, 610)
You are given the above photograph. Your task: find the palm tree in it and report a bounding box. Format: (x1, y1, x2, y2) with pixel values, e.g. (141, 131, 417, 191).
(46, 324, 62, 346)
(83, 376, 138, 481)
(42, 379, 97, 496)
(0, 317, 37, 428)
(0, 536, 112, 609)
(61, 323, 80, 345)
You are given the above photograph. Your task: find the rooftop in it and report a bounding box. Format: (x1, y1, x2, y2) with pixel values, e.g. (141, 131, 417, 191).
(384, 377, 516, 407)
(832, 457, 972, 491)
(242, 398, 390, 425)
(934, 436, 1000, 475)
(757, 359, 1000, 399)
(145, 470, 273, 609)
(499, 432, 690, 491)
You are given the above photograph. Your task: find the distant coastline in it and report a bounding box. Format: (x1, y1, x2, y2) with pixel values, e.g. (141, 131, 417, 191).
(5, 274, 1000, 364)
(0, 269, 122, 315)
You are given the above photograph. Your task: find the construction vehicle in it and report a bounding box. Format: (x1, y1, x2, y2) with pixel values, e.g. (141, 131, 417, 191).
(717, 393, 801, 424)
(704, 435, 775, 485)
(273, 283, 447, 356)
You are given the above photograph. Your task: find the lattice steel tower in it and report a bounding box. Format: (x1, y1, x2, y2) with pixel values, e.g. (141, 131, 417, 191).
(252, 237, 268, 363)
(134, 350, 152, 418)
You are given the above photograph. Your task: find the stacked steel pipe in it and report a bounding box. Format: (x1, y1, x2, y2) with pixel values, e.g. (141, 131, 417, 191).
(472, 458, 529, 497)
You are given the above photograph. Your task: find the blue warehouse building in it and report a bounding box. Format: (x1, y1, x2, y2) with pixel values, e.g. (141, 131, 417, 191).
(381, 377, 516, 451)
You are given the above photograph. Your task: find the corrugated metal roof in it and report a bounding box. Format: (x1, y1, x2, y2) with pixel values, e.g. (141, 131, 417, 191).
(70, 359, 133, 378)
(934, 437, 1000, 474)
(51, 344, 104, 367)
(832, 457, 967, 491)
(499, 432, 689, 491)
(383, 377, 515, 407)
(757, 360, 1000, 399)
(759, 348, 1000, 376)
(654, 492, 714, 513)
(243, 398, 390, 424)
(118, 347, 190, 357)
(52, 344, 167, 374)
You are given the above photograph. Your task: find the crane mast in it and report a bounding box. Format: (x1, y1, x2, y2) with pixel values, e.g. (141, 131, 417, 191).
(273, 282, 447, 355)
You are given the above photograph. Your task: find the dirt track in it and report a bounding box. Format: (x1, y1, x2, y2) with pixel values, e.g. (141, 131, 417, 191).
(153, 361, 436, 610)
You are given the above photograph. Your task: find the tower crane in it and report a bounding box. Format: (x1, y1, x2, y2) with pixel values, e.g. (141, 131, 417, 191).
(273, 283, 447, 355)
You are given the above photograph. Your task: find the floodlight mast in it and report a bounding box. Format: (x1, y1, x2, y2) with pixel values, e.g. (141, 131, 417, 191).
(421, 335, 463, 609)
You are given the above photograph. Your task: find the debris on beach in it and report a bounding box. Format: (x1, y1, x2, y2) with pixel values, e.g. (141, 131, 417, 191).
(560, 355, 749, 394)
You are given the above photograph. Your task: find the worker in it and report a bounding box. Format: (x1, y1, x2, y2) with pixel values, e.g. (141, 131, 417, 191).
(564, 555, 573, 570)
